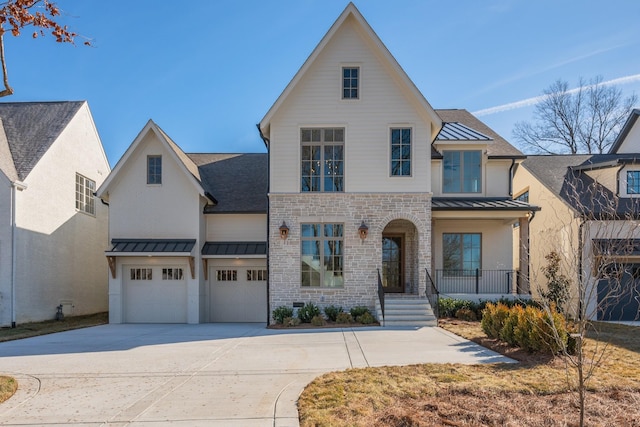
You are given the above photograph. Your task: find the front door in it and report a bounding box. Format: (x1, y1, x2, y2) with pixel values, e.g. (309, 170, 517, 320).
(382, 235, 404, 293)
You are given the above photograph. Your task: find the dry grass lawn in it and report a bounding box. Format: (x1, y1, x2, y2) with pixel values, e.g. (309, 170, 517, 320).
(298, 320, 640, 426)
(0, 312, 108, 404)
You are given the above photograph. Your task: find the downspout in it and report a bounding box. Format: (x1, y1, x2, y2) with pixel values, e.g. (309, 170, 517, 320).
(615, 162, 625, 196)
(256, 124, 270, 324)
(10, 181, 26, 328)
(508, 158, 516, 197)
(578, 218, 585, 321)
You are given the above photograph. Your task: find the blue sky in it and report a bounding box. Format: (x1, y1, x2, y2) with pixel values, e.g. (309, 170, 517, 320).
(5, 0, 640, 166)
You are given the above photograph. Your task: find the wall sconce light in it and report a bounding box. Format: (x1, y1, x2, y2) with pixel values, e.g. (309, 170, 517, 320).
(279, 221, 290, 240)
(358, 221, 368, 240)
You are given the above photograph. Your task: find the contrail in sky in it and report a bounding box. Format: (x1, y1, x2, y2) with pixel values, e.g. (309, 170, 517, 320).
(473, 74, 640, 117)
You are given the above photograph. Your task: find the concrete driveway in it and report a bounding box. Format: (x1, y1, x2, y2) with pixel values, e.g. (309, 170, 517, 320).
(0, 324, 513, 426)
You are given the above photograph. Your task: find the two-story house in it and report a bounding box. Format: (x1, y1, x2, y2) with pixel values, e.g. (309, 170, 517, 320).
(513, 109, 640, 321)
(0, 101, 110, 326)
(99, 3, 537, 325)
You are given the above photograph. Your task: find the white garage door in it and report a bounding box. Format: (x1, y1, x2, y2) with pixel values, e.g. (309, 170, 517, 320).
(124, 265, 188, 323)
(209, 265, 267, 322)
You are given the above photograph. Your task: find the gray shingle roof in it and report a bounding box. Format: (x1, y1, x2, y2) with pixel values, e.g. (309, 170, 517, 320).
(522, 154, 640, 219)
(434, 109, 524, 158)
(0, 101, 84, 181)
(201, 241, 267, 256)
(188, 153, 268, 213)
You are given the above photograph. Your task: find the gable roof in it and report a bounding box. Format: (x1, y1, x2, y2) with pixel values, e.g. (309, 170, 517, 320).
(96, 120, 205, 199)
(188, 153, 268, 213)
(609, 108, 640, 154)
(434, 109, 524, 158)
(258, 2, 441, 139)
(0, 101, 84, 181)
(522, 154, 640, 219)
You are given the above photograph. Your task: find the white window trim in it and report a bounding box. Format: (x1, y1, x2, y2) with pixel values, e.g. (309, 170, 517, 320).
(340, 64, 361, 101)
(75, 172, 96, 216)
(389, 126, 414, 178)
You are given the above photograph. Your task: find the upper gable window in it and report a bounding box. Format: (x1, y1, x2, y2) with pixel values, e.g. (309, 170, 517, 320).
(75, 173, 96, 215)
(515, 190, 529, 203)
(147, 155, 162, 185)
(627, 171, 640, 194)
(390, 128, 411, 176)
(443, 150, 482, 193)
(342, 67, 359, 99)
(301, 128, 344, 192)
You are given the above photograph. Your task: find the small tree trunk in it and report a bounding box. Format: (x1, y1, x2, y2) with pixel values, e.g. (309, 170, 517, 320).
(0, 34, 14, 97)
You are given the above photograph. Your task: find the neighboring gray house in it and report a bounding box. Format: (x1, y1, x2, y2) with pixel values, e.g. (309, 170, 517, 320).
(0, 101, 110, 326)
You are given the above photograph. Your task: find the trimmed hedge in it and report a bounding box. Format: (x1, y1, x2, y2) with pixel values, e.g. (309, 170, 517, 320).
(481, 302, 568, 354)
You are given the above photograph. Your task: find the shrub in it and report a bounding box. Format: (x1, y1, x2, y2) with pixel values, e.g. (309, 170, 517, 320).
(500, 304, 524, 346)
(454, 307, 477, 322)
(324, 305, 343, 322)
(311, 315, 326, 326)
(283, 317, 301, 327)
(350, 306, 371, 319)
(298, 302, 321, 323)
(272, 306, 293, 324)
(481, 302, 511, 339)
(357, 312, 376, 324)
(336, 312, 354, 324)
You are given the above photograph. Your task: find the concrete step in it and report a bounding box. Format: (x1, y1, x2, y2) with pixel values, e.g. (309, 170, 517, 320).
(375, 296, 437, 327)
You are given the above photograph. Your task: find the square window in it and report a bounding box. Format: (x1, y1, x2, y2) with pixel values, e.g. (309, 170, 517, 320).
(443, 151, 482, 193)
(443, 233, 481, 274)
(147, 155, 162, 185)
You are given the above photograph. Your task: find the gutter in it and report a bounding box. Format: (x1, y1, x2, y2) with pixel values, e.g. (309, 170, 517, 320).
(256, 124, 271, 324)
(10, 181, 26, 328)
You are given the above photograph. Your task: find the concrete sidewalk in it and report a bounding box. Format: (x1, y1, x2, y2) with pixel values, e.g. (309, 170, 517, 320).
(0, 324, 514, 426)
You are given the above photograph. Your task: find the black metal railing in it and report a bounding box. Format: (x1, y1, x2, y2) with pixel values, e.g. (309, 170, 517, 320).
(425, 268, 439, 321)
(435, 269, 515, 294)
(377, 268, 385, 320)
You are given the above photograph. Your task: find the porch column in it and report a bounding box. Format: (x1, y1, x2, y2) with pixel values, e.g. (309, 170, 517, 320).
(518, 217, 530, 294)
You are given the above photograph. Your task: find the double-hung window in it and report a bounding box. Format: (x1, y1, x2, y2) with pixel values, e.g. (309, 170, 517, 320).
(627, 171, 640, 194)
(147, 155, 162, 185)
(301, 128, 344, 192)
(301, 223, 344, 288)
(443, 233, 481, 275)
(443, 150, 482, 193)
(342, 67, 359, 99)
(390, 128, 411, 176)
(75, 173, 96, 215)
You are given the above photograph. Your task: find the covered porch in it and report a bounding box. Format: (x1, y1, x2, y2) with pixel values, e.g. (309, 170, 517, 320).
(431, 198, 539, 299)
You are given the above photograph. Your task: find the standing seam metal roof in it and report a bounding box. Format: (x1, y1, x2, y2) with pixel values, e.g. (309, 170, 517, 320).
(108, 239, 196, 253)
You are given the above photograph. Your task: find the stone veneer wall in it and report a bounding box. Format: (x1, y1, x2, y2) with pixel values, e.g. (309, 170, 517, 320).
(268, 193, 432, 323)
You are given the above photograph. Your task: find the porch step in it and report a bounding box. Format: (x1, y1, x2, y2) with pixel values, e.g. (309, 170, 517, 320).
(375, 296, 437, 327)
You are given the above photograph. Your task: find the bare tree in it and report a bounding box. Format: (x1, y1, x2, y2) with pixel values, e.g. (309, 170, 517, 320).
(513, 77, 637, 154)
(525, 167, 640, 427)
(0, 0, 88, 97)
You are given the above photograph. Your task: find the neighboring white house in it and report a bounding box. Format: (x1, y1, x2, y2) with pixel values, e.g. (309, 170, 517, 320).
(0, 101, 110, 326)
(513, 109, 640, 321)
(99, 3, 538, 325)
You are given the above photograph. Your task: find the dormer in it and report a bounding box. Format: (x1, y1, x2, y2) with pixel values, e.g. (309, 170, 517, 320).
(431, 109, 524, 198)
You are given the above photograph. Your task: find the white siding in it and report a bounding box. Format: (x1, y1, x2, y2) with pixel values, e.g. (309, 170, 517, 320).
(206, 214, 267, 241)
(269, 16, 433, 194)
(107, 131, 202, 238)
(0, 173, 13, 326)
(13, 103, 110, 323)
(615, 120, 640, 154)
(433, 220, 513, 271)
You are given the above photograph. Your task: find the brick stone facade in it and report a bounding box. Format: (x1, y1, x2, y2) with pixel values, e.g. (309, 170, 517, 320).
(268, 193, 432, 323)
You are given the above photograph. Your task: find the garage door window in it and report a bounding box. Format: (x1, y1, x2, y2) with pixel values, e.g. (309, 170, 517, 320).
(247, 269, 267, 281)
(162, 268, 184, 280)
(130, 268, 153, 280)
(217, 270, 237, 281)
